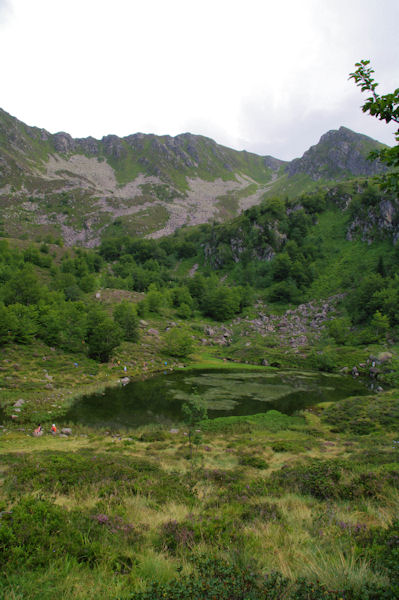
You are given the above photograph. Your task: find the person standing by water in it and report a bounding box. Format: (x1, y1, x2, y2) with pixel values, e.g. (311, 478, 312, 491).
(51, 424, 57, 435)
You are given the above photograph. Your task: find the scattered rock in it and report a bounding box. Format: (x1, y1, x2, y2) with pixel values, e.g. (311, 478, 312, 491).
(377, 352, 393, 363)
(170, 428, 179, 434)
(261, 359, 269, 366)
(61, 428, 72, 436)
(369, 367, 379, 378)
(13, 399, 25, 407)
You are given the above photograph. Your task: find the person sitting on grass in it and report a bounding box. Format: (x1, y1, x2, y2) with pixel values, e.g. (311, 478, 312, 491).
(33, 424, 43, 437)
(51, 424, 57, 435)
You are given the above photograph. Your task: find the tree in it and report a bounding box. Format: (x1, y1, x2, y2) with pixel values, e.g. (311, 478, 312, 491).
(8, 303, 38, 344)
(164, 328, 194, 358)
(113, 301, 139, 342)
(0, 303, 17, 345)
(182, 396, 208, 459)
(85, 307, 123, 362)
(349, 60, 399, 196)
(202, 285, 241, 321)
(2, 266, 44, 306)
(370, 310, 390, 340)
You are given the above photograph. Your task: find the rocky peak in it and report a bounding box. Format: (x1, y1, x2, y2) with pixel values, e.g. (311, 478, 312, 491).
(287, 126, 386, 180)
(101, 134, 125, 159)
(53, 132, 76, 153)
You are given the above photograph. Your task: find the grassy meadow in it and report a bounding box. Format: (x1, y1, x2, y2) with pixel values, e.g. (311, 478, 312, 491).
(1, 342, 399, 599)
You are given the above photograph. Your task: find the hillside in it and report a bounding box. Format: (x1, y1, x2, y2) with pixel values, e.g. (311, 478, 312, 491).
(0, 108, 387, 245)
(1, 128, 399, 598)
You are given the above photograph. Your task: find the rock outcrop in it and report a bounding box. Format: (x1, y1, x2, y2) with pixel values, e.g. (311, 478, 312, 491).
(287, 127, 386, 181)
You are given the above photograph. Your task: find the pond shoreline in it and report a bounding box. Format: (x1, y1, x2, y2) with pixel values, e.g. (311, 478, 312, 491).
(63, 363, 369, 430)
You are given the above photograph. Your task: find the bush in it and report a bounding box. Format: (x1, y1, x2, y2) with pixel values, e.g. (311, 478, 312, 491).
(113, 300, 139, 342)
(327, 317, 351, 345)
(0, 497, 139, 571)
(238, 454, 268, 469)
(322, 395, 399, 433)
(164, 328, 194, 358)
(86, 307, 123, 362)
(309, 349, 337, 372)
(270, 459, 343, 499)
(129, 556, 289, 600)
(241, 501, 282, 523)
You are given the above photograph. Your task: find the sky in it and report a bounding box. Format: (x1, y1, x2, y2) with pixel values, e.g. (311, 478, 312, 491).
(0, 0, 398, 160)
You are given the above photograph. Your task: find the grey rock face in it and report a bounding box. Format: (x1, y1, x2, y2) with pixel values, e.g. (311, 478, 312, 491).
(53, 132, 75, 153)
(287, 127, 386, 181)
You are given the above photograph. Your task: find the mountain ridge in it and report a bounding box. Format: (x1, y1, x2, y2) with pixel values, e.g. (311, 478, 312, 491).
(0, 107, 388, 246)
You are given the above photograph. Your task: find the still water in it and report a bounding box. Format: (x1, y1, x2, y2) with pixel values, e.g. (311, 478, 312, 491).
(64, 368, 368, 429)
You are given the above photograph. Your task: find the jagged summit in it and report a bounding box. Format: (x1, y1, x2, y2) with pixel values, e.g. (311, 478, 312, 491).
(287, 126, 387, 180)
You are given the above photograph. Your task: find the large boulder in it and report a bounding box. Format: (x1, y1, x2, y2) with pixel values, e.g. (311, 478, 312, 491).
(377, 352, 393, 363)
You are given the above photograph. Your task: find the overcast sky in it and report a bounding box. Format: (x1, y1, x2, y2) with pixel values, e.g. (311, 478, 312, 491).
(0, 0, 398, 160)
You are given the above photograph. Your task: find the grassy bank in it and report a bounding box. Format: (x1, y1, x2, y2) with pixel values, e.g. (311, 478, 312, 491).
(1, 392, 399, 599)
(2, 316, 399, 598)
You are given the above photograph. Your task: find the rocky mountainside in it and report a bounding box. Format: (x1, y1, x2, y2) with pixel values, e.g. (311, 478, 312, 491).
(0, 108, 388, 246)
(287, 126, 386, 180)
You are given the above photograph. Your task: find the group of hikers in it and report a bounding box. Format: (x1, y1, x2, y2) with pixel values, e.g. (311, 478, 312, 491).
(33, 423, 57, 436)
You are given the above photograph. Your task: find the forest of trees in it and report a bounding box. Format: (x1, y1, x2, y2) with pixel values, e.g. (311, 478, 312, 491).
(1, 177, 399, 362)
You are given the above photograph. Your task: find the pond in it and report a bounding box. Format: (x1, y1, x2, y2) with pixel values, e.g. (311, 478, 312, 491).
(64, 368, 369, 429)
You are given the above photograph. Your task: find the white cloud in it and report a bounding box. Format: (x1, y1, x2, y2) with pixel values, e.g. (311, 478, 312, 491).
(0, 0, 12, 24)
(0, 0, 398, 158)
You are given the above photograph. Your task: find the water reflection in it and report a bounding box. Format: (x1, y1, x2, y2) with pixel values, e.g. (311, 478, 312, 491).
(64, 368, 369, 430)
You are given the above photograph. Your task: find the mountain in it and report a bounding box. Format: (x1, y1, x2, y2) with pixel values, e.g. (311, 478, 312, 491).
(0, 108, 387, 246)
(287, 126, 386, 180)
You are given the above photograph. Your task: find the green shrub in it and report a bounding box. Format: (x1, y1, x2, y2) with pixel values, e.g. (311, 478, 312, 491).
(323, 395, 399, 433)
(0, 497, 139, 571)
(127, 554, 385, 599)
(241, 501, 283, 523)
(4, 451, 158, 495)
(271, 439, 313, 452)
(4, 451, 194, 505)
(326, 317, 352, 345)
(269, 459, 343, 499)
(159, 519, 196, 553)
(238, 454, 268, 469)
(129, 556, 289, 600)
(201, 410, 304, 433)
(164, 328, 194, 358)
(138, 430, 169, 442)
(309, 349, 337, 372)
